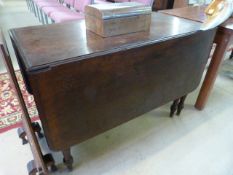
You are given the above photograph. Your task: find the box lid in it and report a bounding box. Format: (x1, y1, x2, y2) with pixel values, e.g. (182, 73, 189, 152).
(85, 2, 152, 20)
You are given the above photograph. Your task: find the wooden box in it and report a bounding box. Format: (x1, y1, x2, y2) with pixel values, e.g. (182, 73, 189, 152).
(85, 2, 152, 37)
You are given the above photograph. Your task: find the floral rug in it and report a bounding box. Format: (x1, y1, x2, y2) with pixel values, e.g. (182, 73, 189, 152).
(0, 71, 39, 134)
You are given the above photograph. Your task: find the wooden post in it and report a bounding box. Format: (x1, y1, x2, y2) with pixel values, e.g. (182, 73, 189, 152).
(195, 29, 232, 110)
(0, 30, 48, 174)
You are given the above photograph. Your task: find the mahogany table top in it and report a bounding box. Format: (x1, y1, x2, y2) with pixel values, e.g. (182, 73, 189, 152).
(10, 12, 202, 72)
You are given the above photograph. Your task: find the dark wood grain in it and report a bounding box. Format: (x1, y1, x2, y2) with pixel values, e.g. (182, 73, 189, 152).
(10, 13, 216, 153)
(14, 32, 216, 150)
(10, 13, 202, 72)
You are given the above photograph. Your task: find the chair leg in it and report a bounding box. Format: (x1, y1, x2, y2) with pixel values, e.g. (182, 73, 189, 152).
(29, 0, 33, 12)
(36, 6, 41, 22)
(39, 9, 45, 24)
(17, 127, 28, 145)
(17, 122, 44, 145)
(27, 154, 57, 175)
(34, 5, 40, 20)
(43, 154, 57, 172)
(176, 95, 187, 116)
(27, 160, 38, 175)
(32, 122, 44, 139)
(62, 148, 74, 171)
(170, 98, 179, 117)
(26, 0, 29, 10)
(45, 14, 49, 24)
(32, 2, 37, 17)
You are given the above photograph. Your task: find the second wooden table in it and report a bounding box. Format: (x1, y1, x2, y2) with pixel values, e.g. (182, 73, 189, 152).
(162, 6, 233, 110)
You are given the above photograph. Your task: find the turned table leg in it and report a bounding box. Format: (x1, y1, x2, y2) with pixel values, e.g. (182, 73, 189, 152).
(176, 95, 187, 116)
(170, 95, 187, 117)
(170, 98, 179, 117)
(32, 122, 44, 139)
(62, 148, 74, 171)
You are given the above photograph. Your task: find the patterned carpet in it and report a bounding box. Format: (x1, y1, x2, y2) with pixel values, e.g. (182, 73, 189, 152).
(0, 71, 39, 133)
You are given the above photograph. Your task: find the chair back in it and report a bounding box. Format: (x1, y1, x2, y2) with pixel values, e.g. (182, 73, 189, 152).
(74, 0, 93, 12)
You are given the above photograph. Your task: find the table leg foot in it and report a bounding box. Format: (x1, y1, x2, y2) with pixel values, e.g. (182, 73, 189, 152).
(62, 148, 74, 171)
